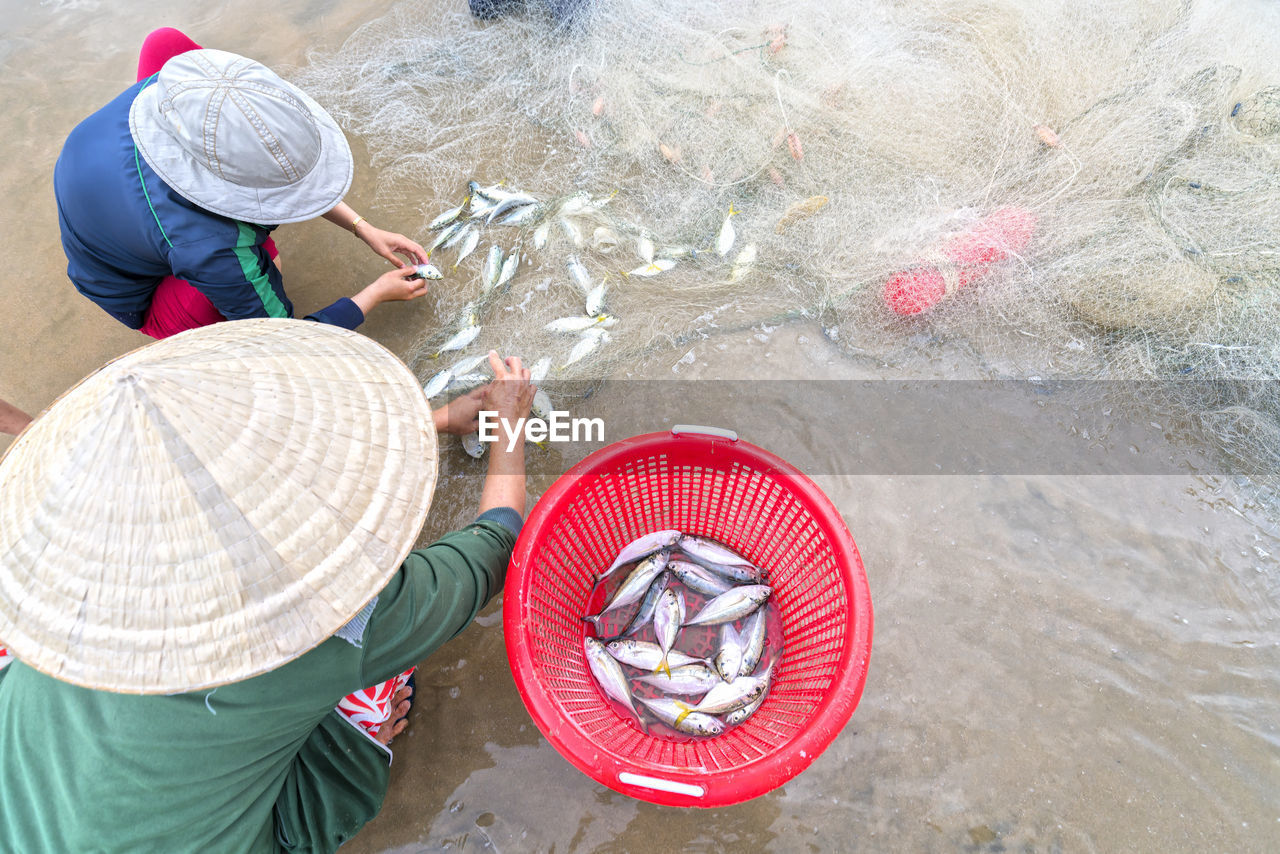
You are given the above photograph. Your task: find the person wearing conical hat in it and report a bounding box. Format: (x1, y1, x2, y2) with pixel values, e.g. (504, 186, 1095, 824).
(55, 28, 432, 340)
(0, 321, 535, 853)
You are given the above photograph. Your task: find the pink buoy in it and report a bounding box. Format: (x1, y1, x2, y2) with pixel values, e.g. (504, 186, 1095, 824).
(884, 206, 1038, 315)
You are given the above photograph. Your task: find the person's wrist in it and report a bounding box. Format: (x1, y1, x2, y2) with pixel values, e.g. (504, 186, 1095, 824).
(351, 284, 380, 315)
(499, 422, 525, 449)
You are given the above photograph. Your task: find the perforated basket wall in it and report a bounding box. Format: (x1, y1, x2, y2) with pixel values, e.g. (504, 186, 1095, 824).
(505, 429, 872, 807)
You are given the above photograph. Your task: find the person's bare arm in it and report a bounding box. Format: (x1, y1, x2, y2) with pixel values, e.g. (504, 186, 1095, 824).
(476, 351, 534, 518)
(0, 398, 32, 436)
(323, 201, 428, 267)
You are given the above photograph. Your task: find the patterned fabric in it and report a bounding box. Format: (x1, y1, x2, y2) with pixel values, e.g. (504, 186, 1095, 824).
(0, 646, 10, 672)
(335, 668, 414, 735)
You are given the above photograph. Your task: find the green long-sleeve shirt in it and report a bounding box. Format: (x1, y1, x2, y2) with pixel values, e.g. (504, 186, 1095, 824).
(0, 517, 516, 853)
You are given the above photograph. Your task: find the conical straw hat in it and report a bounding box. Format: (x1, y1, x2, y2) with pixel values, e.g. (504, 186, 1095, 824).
(0, 319, 437, 694)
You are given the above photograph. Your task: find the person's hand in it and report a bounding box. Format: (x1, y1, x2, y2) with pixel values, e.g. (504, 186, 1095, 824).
(481, 351, 535, 425)
(431, 387, 486, 436)
(351, 266, 429, 316)
(359, 225, 428, 267)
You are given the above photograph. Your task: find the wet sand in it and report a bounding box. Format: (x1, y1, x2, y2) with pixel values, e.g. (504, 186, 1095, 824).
(1, 2, 1277, 852)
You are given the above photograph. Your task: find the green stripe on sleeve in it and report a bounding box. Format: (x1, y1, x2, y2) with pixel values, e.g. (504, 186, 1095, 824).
(233, 222, 288, 318)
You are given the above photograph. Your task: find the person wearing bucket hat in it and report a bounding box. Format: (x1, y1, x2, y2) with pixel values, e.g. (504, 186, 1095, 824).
(54, 28, 431, 340)
(0, 320, 536, 852)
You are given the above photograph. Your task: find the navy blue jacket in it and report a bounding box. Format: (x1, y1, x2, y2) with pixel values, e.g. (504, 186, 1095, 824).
(54, 78, 362, 330)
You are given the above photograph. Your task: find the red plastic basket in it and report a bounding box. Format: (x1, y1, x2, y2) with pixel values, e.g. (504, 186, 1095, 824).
(504, 426, 873, 807)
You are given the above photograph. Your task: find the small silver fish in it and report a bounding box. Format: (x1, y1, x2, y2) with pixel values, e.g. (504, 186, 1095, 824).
(410, 263, 444, 281)
(585, 637, 638, 718)
(682, 584, 771, 627)
(447, 372, 489, 393)
(566, 255, 593, 295)
(604, 639, 702, 671)
(428, 205, 463, 230)
(531, 388, 553, 421)
(562, 327, 610, 368)
(723, 687, 767, 726)
(585, 280, 607, 317)
(442, 223, 473, 250)
(587, 551, 671, 623)
(627, 258, 677, 277)
(468, 199, 499, 220)
(429, 222, 463, 253)
(484, 196, 530, 224)
(659, 244, 698, 260)
(557, 191, 592, 217)
(495, 250, 520, 290)
(693, 663, 773, 715)
(729, 243, 757, 282)
(636, 232, 655, 264)
(669, 559, 734, 597)
(453, 227, 480, 267)
(637, 696, 724, 737)
(546, 315, 611, 334)
(591, 226, 619, 253)
(621, 570, 670, 638)
(468, 188, 498, 212)
(713, 623, 745, 682)
(449, 353, 489, 374)
(422, 368, 453, 399)
(633, 662, 722, 695)
(497, 203, 543, 227)
(679, 535, 763, 582)
(461, 431, 486, 458)
(559, 218, 585, 247)
(652, 588, 685, 677)
(529, 357, 552, 384)
(435, 323, 481, 356)
(474, 183, 535, 204)
(481, 245, 503, 293)
(532, 221, 551, 250)
(601, 530, 682, 580)
(716, 204, 737, 257)
(737, 608, 768, 677)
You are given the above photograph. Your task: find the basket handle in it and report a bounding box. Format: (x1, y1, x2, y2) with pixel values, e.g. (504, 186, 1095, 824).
(671, 424, 739, 442)
(617, 771, 707, 799)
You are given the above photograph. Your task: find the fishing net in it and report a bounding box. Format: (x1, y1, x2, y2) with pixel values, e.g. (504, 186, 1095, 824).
(297, 0, 1280, 472)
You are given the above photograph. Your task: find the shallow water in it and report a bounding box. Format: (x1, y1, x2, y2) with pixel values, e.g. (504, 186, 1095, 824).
(0, 1, 1277, 852)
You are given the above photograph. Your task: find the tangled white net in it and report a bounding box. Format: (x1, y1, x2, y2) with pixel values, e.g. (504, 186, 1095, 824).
(297, 0, 1280, 472)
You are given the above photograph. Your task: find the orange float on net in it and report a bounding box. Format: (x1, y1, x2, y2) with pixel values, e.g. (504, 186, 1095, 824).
(883, 206, 1038, 315)
(1034, 124, 1061, 147)
(786, 131, 804, 161)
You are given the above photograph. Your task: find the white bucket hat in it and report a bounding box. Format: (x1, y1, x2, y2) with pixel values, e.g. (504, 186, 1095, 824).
(129, 49, 354, 225)
(0, 320, 437, 694)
